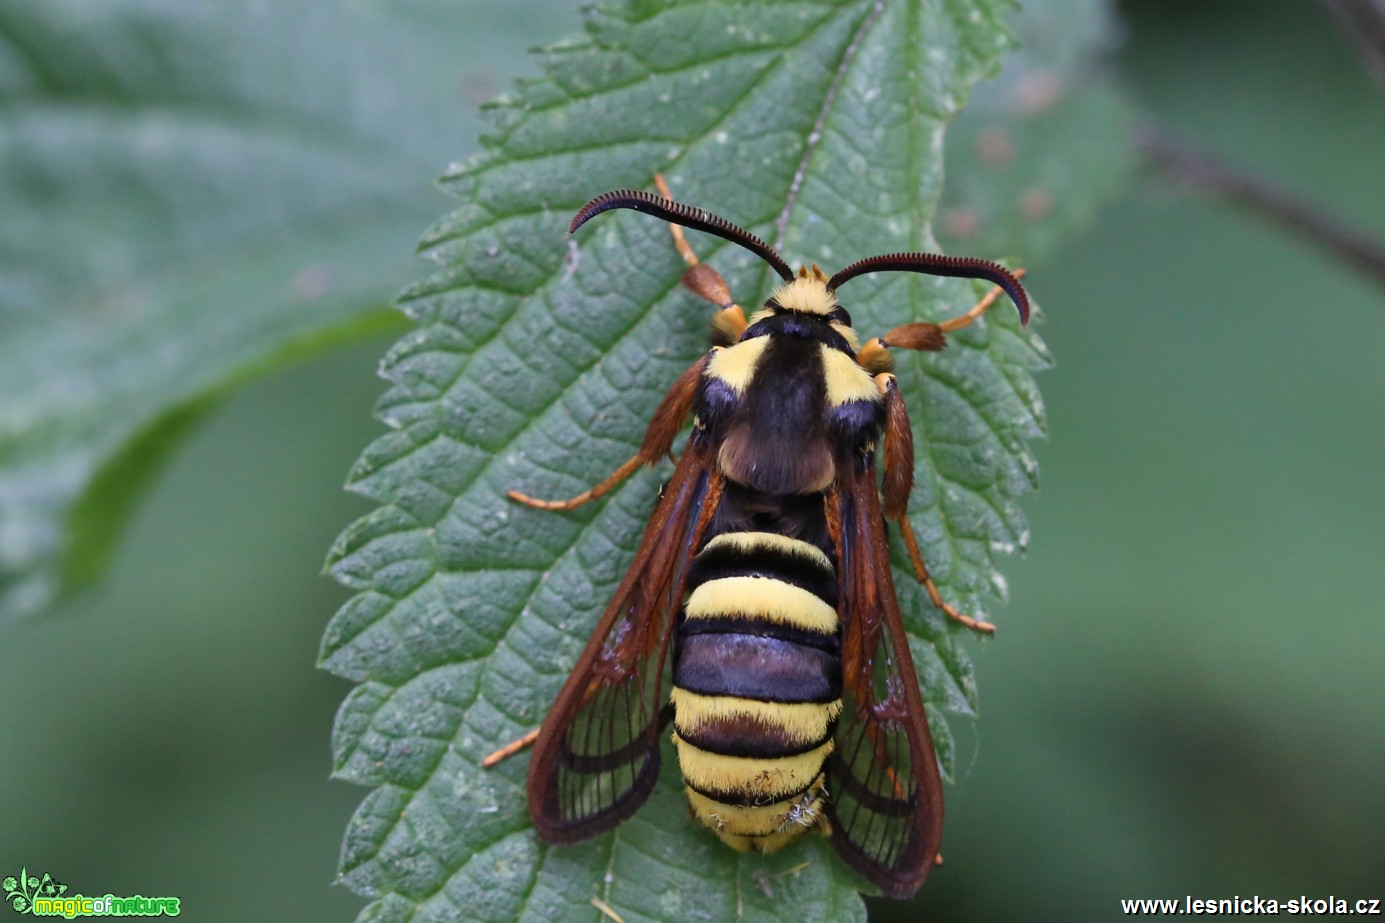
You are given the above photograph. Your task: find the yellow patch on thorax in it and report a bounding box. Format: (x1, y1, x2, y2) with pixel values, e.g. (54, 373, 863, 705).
(705, 336, 769, 395)
(820, 344, 881, 407)
(685, 576, 838, 634)
(830, 321, 860, 353)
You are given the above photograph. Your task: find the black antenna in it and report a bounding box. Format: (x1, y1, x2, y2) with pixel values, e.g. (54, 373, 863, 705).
(570, 189, 795, 282)
(828, 253, 1030, 326)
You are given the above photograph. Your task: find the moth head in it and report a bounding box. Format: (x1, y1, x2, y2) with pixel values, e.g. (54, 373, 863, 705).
(765, 265, 857, 347)
(770, 265, 836, 314)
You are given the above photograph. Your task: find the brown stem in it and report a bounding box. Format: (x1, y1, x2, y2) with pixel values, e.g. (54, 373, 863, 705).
(1139, 124, 1385, 293)
(1321, 0, 1385, 89)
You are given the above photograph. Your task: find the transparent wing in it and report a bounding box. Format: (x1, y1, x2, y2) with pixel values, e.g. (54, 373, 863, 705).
(826, 456, 944, 898)
(527, 435, 722, 843)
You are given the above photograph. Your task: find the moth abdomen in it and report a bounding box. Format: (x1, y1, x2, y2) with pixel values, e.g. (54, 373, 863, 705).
(671, 529, 843, 852)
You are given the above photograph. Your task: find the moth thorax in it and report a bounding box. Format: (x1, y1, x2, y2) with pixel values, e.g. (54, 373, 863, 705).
(770, 265, 837, 316)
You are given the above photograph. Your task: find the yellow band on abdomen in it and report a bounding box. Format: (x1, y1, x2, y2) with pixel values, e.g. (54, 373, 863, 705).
(672, 733, 834, 803)
(684, 576, 838, 634)
(670, 688, 840, 748)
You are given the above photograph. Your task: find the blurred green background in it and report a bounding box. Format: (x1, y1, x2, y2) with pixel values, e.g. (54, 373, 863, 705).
(2, 1, 1383, 920)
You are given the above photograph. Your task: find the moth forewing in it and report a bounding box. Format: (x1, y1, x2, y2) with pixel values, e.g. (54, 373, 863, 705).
(825, 459, 944, 897)
(526, 435, 722, 842)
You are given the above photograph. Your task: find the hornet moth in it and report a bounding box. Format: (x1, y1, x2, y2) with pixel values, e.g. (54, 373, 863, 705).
(488, 178, 1030, 899)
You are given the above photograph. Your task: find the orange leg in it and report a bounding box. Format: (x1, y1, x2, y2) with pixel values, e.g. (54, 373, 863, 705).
(877, 372, 997, 636)
(899, 522, 996, 635)
(509, 350, 710, 510)
(590, 897, 628, 923)
(858, 269, 1029, 373)
(938, 268, 1027, 334)
(654, 173, 748, 341)
(507, 455, 644, 511)
(653, 173, 701, 268)
(480, 728, 540, 768)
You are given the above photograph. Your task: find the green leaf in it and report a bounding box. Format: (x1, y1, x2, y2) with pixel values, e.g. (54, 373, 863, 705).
(325, 0, 1079, 918)
(0, 0, 540, 622)
(938, 0, 1139, 259)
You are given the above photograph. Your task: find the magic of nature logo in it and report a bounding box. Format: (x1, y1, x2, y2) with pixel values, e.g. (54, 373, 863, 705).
(3, 868, 179, 917)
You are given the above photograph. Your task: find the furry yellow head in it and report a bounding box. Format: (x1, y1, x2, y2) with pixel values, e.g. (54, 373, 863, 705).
(756, 265, 859, 352)
(769, 264, 837, 315)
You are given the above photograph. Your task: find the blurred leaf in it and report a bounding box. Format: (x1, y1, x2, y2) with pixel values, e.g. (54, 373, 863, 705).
(322, 0, 1073, 917)
(937, 0, 1138, 259)
(0, 0, 517, 621)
